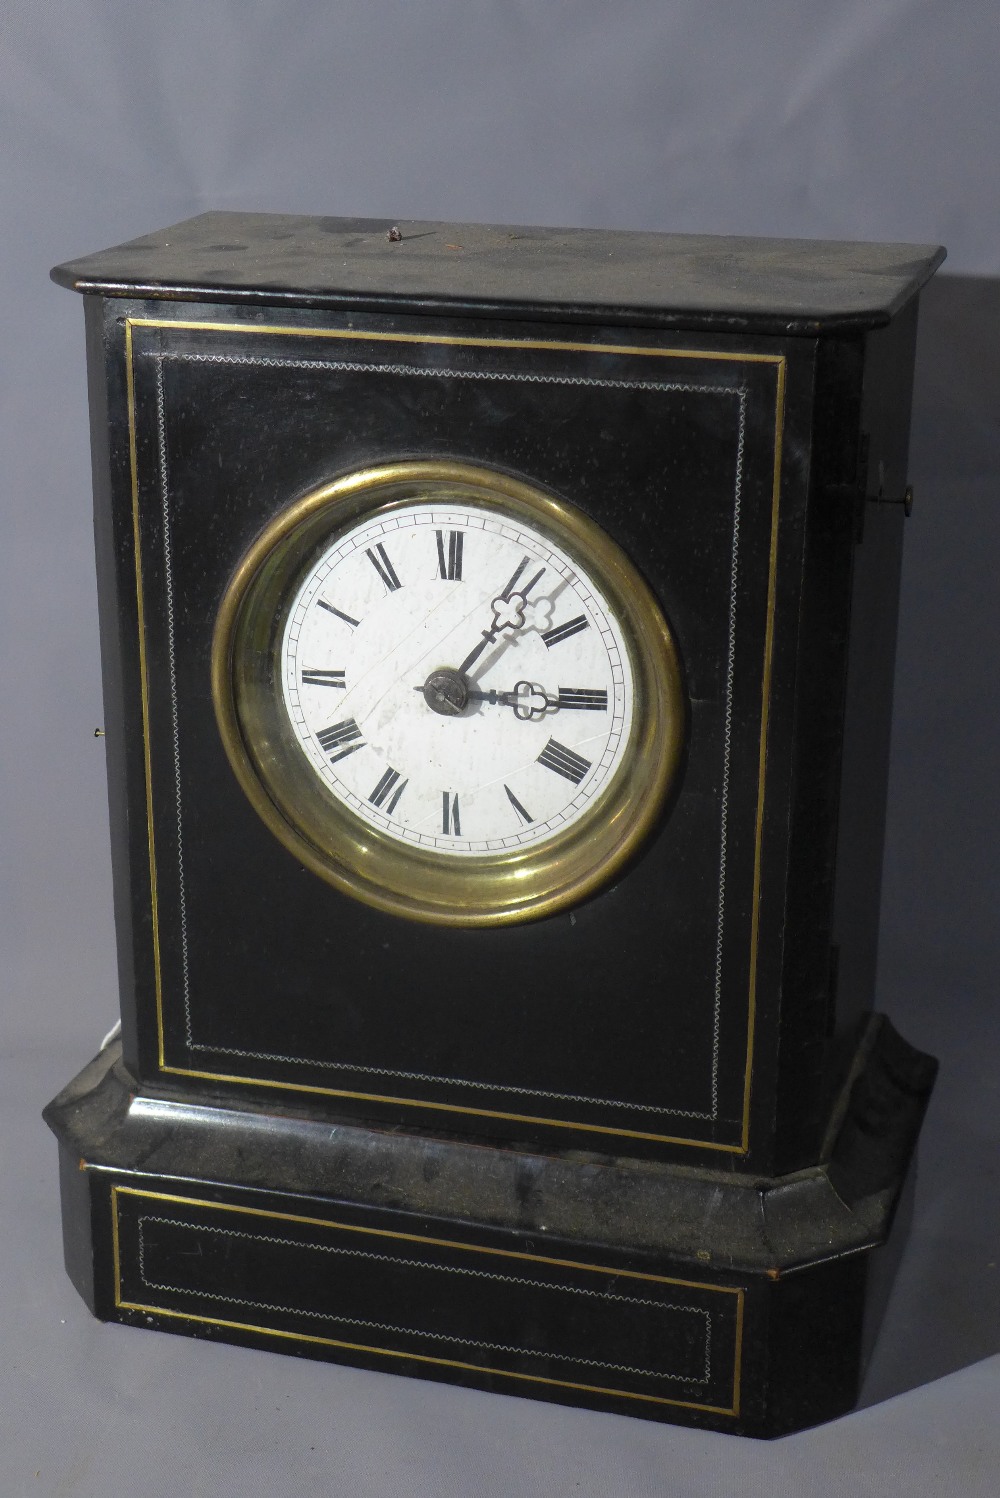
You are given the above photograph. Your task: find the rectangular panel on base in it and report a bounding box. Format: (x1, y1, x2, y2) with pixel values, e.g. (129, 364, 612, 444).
(110, 1184, 743, 1421)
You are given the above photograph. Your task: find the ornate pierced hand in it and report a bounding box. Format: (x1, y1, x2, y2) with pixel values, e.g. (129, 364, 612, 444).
(455, 556, 547, 676)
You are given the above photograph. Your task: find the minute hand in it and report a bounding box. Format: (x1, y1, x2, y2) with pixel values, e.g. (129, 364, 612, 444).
(456, 627, 505, 679)
(456, 561, 546, 676)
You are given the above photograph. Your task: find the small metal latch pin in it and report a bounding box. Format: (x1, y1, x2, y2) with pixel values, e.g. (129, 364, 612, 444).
(875, 485, 914, 517)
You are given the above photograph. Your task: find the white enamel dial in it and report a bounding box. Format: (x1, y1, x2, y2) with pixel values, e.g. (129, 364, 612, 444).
(280, 503, 635, 856)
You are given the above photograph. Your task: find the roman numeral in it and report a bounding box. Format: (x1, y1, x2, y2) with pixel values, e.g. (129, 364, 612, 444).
(435, 529, 464, 581)
(301, 668, 346, 688)
(557, 687, 608, 711)
(504, 785, 533, 825)
(316, 600, 360, 628)
(442, 792, 461, 836)
(537, 738, 592, 785)
(317, 718, 364, 763)
(369, 767, 407, 813)
(366, 543, 402, 593)
(542, 614, 589, 648)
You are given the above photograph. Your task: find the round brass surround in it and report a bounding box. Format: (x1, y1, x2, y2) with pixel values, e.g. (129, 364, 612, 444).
(212, 461, 685, 926)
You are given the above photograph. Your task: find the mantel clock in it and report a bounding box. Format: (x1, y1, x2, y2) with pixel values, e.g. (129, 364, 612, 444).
(45, 214, 942, 1437)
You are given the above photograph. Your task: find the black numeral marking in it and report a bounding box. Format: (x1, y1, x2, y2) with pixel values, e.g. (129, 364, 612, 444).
(442, 792, 462, 836)
(504, 785, 533, 825)
(537, 738, 592, 785)
(316, 600, 360, 628)
(317, 718, 364, 763)
(366, 543, 402, 593)
(542, 615, 589, 648)
(435, 530, 464, 581)
(301, 668, 346, 688)
(557, 687, 608, 711)
(369, 767, 408, 813)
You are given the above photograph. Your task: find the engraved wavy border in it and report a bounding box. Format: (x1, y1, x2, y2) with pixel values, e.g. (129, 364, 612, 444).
(124, 315, 786, 1154)
(162, 368, 724, 1111)
(111, 1184, 744, 1418)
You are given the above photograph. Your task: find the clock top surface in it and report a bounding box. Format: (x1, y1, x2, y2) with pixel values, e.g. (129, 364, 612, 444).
(51, 211, 945, 335)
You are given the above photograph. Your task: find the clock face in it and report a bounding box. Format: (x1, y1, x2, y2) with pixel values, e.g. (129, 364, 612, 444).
(279, 502, 635, 857)
(214, 462, 684, 925)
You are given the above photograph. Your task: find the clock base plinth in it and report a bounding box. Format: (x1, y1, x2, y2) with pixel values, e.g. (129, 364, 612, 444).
(44, 1017, 935, 1439)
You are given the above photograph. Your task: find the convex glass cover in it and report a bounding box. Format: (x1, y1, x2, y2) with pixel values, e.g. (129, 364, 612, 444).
(214, 462, 684, 924)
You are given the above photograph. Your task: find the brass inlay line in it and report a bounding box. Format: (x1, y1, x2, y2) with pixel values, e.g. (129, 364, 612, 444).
(117, 1301, 740, 1415)
(111, 1185, 742, 1416)
(124, 314, 784, 1153)
(113, 1185, 741, 1291)
(740, 354, 786, 1150)
(125, 319, 167, 1071)
(156, 1062, 748, 1151)
(128, 316, 785, 367)
(110, 1174, 123, 1296)
(731, 1278, 746, 1419)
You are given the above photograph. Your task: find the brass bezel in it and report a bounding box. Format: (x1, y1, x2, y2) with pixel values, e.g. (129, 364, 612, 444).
(212, 460, 684, 926)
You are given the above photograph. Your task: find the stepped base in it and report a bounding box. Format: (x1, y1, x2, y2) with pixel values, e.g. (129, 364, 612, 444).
(44, 1015, 935, 1438)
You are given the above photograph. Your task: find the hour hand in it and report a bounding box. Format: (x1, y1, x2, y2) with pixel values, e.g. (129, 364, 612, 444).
(469, 683, 609, 719)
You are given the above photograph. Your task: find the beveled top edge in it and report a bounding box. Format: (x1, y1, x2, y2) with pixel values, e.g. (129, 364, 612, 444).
(51, 211, 946, 335)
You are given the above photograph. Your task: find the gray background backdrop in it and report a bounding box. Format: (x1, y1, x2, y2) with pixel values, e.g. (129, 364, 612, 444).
(3, 2, 998, 1493)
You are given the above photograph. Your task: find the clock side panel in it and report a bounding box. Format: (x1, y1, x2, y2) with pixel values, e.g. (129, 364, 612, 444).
(820, 306, 920, 1135)
(768, 305, 922, 1172)
(84, 295, 161, 1081)
(88, 297, 812, 1165)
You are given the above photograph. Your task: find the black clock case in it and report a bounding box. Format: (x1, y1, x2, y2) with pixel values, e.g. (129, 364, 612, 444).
(45, 216, 942, 1437)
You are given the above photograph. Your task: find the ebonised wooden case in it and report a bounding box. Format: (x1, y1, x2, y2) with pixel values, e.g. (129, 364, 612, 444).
(45, 214, 941, 1436)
